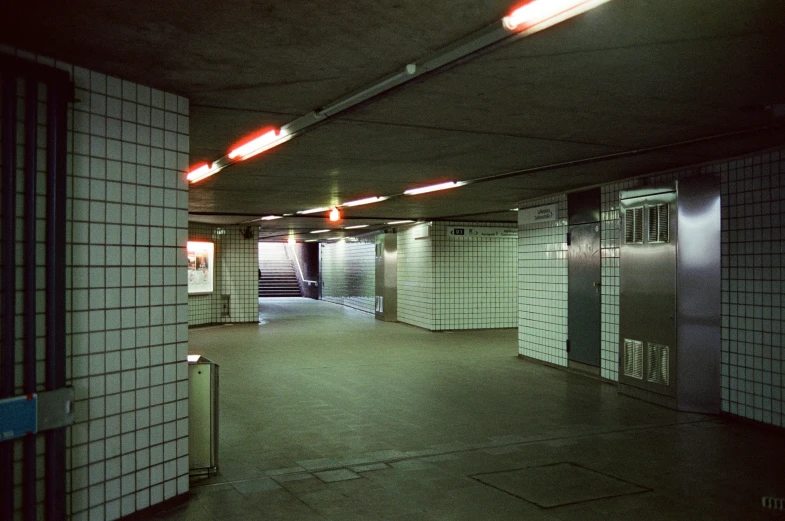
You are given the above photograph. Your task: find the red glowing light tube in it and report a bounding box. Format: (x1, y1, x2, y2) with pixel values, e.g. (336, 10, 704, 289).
(228, 128, 291, 161)
(503, 0, 610, 32)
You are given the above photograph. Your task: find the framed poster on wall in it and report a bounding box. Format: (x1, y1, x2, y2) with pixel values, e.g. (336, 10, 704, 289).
(187, 241, 214, 294)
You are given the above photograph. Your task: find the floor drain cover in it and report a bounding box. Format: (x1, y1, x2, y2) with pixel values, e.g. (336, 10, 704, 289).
(472, 462, 649, 508)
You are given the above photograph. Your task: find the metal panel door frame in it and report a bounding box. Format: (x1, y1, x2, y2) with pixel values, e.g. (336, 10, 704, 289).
(0, 54, 73, 521)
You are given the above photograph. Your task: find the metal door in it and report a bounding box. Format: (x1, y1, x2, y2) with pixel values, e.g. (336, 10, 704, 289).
(568, 223, 601, 366)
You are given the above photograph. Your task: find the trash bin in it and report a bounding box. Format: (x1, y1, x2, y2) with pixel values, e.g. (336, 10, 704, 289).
(188, 355, 219, 476)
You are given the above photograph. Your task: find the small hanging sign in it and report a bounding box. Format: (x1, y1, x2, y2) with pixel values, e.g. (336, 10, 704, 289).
(519, 204, 558, 226)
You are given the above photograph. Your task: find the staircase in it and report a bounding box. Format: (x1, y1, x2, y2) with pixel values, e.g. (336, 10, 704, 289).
(258, 243, 302, 297)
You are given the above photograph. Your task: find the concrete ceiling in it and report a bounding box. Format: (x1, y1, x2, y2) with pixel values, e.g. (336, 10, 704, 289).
(3, 0, 784, 241)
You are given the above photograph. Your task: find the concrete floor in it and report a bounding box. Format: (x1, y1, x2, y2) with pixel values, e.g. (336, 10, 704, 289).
(148, 298, 784, 520)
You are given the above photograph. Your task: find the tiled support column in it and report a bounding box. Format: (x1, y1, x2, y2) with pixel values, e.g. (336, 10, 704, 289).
(517, 196, 568, 365)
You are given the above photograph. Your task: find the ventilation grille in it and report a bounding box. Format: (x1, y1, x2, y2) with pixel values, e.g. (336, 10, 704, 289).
(623, 339, 643, 379)
(648, 204, 669, 243)
(647, 343, 669, 385)
(624, 207, 643, 244)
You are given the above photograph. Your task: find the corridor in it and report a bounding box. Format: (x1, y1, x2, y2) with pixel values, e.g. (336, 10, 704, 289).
(145, 298, 784, 520)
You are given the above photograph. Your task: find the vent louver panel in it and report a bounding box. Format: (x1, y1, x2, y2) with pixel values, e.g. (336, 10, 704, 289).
(648, 204, 669, 243)
(647, 343, 669, 385)
(624, 207, 644, 244)
(623, 339, 643, 379)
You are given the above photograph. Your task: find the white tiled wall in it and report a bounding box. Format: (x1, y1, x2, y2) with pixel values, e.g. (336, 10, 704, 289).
(517, 196, 569, 365)
(431, 222, 518, 330)
(0, 47, 190, 520)
(398, 222, 518, 331)
(320, 239, 375, 314)
(715, 150, 784, 427)
(188, 222, 258, 326)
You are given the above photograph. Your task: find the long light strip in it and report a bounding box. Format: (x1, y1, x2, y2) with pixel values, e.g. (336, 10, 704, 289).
(387, 220, 415, 225)
(186, 162, 222, 183)
(185, 0, 612, 193)
(344, 225, 369, 230)
(228, 129, 292, 161)
(403, 181, 466, 196)
(503, 0, 611, 32)
(310, 229, 330, 234)
(260, 215, 283, 221)
(297, 207, 331, 215)
(340, 196, 388, 207)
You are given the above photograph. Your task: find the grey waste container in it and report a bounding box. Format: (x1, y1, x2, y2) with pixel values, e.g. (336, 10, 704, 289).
(188, 355, 219, 476)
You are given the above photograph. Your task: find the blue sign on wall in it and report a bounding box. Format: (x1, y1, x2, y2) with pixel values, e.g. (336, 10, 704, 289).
(0, 394, 38, 441)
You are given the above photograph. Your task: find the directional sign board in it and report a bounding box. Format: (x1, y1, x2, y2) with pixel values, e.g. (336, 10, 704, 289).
(447, 226, 517, 239)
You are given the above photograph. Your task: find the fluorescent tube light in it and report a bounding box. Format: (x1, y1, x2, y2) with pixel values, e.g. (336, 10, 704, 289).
(228, 128, 291, 161)
(344, 225, 369, 230)
(341, 196, 388, 207)
(403, 181, 465, 196)
(387, 220, 415, 225)
(297, 207, 330, 215)
(503, 0, 611, 32)
(186, 163, 222, 183)
(305, 239, 318, 242)
(261, 215, 283, 221)
(310, 229, 330, 234)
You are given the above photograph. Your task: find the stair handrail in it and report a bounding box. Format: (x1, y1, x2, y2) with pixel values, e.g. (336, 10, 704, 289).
(287, 243, 318, 286)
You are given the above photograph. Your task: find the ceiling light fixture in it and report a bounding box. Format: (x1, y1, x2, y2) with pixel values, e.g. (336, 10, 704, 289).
(340, 196, 388, 207)
(228, 128, 291, 161)
(261, 215, 283, 221)
(185, 162, 222, 183)
(329, 208, 342, 222)
(503, 0, 611, 32)
(297, 207, 331, 215)
(387, 220, 415, 225)
(310, 229, 330, 234)
(344, 225, 369, 230)
(403, 181, 466, 196)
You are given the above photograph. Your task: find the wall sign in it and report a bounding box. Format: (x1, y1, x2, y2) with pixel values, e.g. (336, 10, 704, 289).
(187, 241, 215, 294)
(447, 226, 517, 239)
(519, 203, 558, 226)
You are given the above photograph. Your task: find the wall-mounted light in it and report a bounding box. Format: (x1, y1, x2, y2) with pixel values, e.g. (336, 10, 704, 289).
(186, 162, 222, 183)
(329, 208, 342, 222)
(340, 196, 388, 207)
(403, 181, 466, 196)
(287, 237, 296, 244)
(297, 207, 330, 215)
(228, 128, 291, 161)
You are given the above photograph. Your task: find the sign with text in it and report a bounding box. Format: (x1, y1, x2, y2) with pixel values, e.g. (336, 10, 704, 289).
(447, 226, 517, 239)
(519, 204, 558, 226)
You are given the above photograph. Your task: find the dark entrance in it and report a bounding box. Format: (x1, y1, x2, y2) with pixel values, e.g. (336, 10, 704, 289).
(567, 189, 602, 368)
